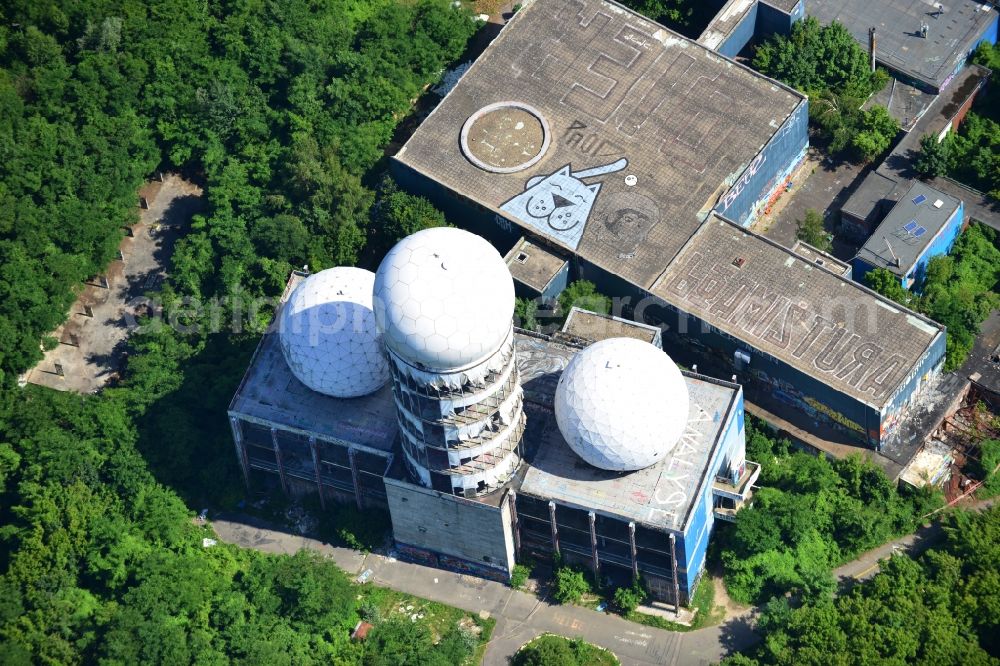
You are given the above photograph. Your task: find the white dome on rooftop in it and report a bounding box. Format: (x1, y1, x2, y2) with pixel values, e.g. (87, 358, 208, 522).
(278, 267, 389, 398)
(373, 227, 514, 371)
(554, 337, 689, 472)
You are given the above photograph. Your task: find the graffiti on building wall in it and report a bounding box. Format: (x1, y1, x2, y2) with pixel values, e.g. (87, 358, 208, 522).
(664, 250, 909, 402)
(500, 159, 628, 249)
(642, 402, 711, 528)
(719, 153, 766, 211)
(751, 369, 865, 439)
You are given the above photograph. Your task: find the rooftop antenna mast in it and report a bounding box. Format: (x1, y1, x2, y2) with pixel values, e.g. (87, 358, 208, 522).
(884, 238, 900, 267)
(868, 27, 877, 73)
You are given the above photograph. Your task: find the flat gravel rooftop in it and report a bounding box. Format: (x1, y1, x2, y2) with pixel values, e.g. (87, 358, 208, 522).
(808, 0, 998, 89)
(651, 216, 944, 408)
(855, 181, 962, 277)
(397, 0, 802, 289)
(520, 370, 738, 532)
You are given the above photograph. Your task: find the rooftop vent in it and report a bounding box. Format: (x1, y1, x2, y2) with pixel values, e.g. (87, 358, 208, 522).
(732, 257, 746, 268)
(933, 199, 944, 208)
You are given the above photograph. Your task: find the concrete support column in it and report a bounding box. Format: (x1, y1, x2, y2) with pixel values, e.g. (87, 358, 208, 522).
(509, 491, 521, 559)
(270, 427, 288, 494)
(628, 521, 638, 581)
(588, 511, 599, 578)
(229, 416, 250, 488)
(348, 447, 364, 511)
(669, 533, 681, 612)
(548, 501, 560, 557)
(309, 437, 325, 510)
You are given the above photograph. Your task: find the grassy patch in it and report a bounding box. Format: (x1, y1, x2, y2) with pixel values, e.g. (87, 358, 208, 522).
(471, 615, 497, 665)
(512, 634, 619, 665)
(625, 578, 722, 632)
(359, 585, 477, 646)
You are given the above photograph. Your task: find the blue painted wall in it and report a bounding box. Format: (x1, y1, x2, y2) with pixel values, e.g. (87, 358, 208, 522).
(852, 202, 964, 291)
(679, 391, 745, 593)
(713, 0, 803, 58)
(757, 0, 802, 38)
(909, 202, 964, 287)
(879, 328, 946, 444)
(717, 3, 758, 58)
(713, 100, 809, 227)
(976, 12, 998, 48)
(543, 262, 571, 301)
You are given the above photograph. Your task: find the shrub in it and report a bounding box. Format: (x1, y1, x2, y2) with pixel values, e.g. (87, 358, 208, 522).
(613, 579, 647, 614)
(511, 563, 531, 590)
(795, 209, 831, 252)
(552, 566, 590, 604)
(558, 280, 610, 320)
(973, 439, 1000, 498)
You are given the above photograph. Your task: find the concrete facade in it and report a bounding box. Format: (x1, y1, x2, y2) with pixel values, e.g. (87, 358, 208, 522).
(385, 471, 516, 582)
(697, 0, 804, 59)
(229, 274, 755, 602)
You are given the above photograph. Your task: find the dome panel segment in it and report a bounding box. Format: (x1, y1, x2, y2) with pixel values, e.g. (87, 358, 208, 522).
(554, 337, 689, 471)
(278, 267, 389, 398)
(373, 227, 515, 371)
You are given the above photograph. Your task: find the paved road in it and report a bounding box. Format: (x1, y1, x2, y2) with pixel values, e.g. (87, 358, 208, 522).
(211, 514, 756, 665)
(759, 148, 868, 257)
(833, 497, 997, 585)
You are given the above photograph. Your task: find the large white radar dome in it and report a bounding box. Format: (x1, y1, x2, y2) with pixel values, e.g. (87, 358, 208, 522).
(555, 338, 689, 471)
(279, 267, 389, 398)
(373, 227, 514, 370)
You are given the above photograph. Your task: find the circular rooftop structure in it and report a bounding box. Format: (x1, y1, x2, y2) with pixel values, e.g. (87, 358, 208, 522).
(278, 267, 389, 398)
(554, 337, 689, 472)
(373, 227, 515, 371)
(460, 101, 550, 173)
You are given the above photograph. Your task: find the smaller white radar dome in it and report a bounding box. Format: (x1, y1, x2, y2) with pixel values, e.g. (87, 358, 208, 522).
(555, 338, 689, 472)
(279, 267, 389, 398)
(373, 227, 515, 371)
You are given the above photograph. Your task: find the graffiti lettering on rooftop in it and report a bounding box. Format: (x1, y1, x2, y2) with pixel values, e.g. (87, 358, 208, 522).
(664, 251, 908, 401)
(644, 404, 711, 527)
(528, 0, 757, 173)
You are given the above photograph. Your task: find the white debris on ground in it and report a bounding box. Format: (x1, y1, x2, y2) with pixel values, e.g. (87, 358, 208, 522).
(433, 62, 472, 96)
(284, 505, 318, 535)
(202, 538, 218, 548)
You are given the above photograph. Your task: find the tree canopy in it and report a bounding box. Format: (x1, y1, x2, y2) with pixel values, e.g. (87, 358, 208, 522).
(915, 43, 1000, 198)
(722, 507, 1000, 665)
(0, 0, 480, 662)
(753, 17, 896, 162)
(719, 417, 940, 605)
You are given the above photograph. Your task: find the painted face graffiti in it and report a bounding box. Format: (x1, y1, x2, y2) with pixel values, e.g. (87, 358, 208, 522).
(523, 166, 600, 230)
(500, 158, 627, 249)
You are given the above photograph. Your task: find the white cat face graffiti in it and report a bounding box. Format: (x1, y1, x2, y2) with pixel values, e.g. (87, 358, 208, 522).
(522, 166, 602, 231)
(500, 158, 627, 250)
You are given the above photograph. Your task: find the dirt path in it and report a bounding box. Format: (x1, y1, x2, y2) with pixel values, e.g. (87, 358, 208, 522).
(23, 174, 202, 393)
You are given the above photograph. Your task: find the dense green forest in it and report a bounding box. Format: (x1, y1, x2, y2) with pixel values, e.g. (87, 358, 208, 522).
(722, 506, 1000, 665)
(865, 223, 1000, 371)
(0, 0, 480, 661)
(915, 42, 1000, 199)
(717, 417, 940, 605)
(753, 17, 897, 163)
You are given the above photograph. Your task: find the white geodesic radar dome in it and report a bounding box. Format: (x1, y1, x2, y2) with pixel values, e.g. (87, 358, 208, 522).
(554, 337, 689, 472)
(278, 267, 389, 398)
(373, 227, 515, 371)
